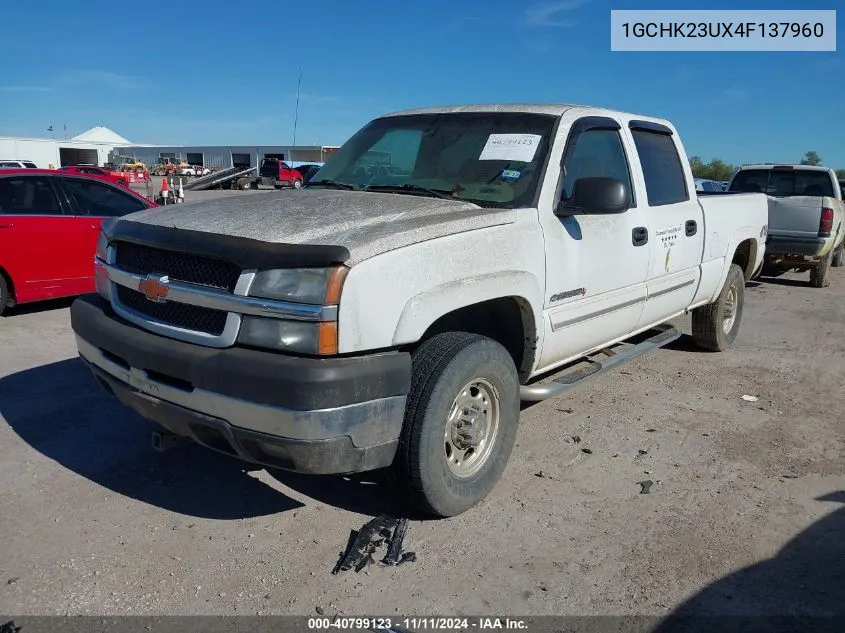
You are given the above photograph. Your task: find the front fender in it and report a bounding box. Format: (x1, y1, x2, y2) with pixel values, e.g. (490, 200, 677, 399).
(392, 270, 544, 347)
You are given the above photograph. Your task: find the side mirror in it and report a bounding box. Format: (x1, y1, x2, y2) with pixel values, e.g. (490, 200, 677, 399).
(556, 177, 630, 216)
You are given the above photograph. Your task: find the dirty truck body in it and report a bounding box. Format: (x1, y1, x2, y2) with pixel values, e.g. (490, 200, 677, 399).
(728, 164, 845, 286)
(71, 104, 768, 517)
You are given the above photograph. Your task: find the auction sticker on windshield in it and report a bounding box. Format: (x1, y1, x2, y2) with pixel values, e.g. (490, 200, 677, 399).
(479, 134, 542, 162)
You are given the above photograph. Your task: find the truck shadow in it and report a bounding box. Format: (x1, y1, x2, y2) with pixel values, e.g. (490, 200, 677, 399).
(653, 491, 845, 632)
(0, 357, 407, 520)
(757, 276, 812, 288)
(0, 358, 304, 520)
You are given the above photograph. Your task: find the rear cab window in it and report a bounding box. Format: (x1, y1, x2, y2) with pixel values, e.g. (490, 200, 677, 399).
(730, 168, 835, 197)
(630, 125, 689, 206)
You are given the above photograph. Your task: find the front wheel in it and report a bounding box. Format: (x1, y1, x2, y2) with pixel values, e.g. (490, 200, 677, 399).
(691, 263, 745, 352)
(392, 332, 520, 517)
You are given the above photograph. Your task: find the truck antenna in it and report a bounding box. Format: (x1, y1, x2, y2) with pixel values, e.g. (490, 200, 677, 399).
(292, 67, 302, 164)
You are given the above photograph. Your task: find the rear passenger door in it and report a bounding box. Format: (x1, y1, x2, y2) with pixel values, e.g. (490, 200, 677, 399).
(626, 121, 705, 329)
(0, 175, 76, 301)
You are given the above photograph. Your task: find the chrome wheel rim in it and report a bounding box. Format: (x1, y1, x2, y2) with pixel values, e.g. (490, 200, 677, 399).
(444, 378, 500, 478)
(723, 284, 738, 333)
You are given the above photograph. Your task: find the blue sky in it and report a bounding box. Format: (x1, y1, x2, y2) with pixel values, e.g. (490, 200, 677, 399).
(1, 0, 843, 168)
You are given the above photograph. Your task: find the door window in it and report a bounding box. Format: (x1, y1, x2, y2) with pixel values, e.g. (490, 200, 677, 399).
(61, 178, 148, 217)
(631, 130, 689, 206)
(561, 129, 634, 205)
(0, 176, 62, 214)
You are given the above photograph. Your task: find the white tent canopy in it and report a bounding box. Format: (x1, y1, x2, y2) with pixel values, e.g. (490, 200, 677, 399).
(71, 126, 131, 145)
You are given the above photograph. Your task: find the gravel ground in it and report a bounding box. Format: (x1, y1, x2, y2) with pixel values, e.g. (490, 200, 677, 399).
(0, 266, 843, 620)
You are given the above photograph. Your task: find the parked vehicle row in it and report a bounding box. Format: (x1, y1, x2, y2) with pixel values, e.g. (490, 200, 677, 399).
(68, 103, 770, 518)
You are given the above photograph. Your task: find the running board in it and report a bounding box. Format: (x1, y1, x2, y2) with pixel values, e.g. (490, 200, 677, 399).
(519, 325, 682, 402)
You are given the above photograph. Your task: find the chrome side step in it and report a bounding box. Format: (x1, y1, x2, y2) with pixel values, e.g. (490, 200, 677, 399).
(519, 325, 682, 402)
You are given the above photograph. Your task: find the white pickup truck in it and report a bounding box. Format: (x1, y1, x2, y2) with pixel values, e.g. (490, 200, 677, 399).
(727, 164, 845, 286)
(71, 104, 768, 517)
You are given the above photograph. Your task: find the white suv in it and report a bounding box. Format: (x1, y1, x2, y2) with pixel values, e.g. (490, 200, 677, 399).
(0, 160, 38, 169)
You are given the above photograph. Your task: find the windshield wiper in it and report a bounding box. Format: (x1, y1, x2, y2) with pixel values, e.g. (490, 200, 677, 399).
(364, 183, 455, 200)
(306, 179, 357, 190)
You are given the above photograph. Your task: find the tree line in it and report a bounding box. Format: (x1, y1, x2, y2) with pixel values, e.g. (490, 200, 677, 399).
(690, 151, 845, 182)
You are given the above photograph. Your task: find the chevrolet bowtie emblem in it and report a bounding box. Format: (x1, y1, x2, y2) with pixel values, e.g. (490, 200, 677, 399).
(138, 274, 170, 302)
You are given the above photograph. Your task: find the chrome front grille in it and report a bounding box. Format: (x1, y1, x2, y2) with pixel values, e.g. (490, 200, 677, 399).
(109, 241, 243, 345)
(115, 285, 228, 336)
(114, 241, 241, 292)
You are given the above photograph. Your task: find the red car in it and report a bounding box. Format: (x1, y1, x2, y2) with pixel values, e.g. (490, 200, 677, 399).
(0, 169, 156, 315)
(58, 164, 132, 187)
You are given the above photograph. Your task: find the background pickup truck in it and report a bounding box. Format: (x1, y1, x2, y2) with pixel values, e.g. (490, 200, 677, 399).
(728, 164, 845, 287)
(70, 104, 768, 517)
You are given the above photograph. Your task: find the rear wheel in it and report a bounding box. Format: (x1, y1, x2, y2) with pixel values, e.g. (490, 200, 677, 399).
(292, 179, 303, 189)
(237, 178, 252, 190)
(0, 274, 10, 316)
(692, 263, 745, 352)
(810, 249, 833, 288)
(392, 332, 520, 517)
(831, 243, 844, 268)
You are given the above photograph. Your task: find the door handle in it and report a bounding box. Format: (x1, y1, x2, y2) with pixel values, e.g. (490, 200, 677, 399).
(686, 220, 697, 236)
(0, 223, 14, 228)
(632, 226, 648, 246)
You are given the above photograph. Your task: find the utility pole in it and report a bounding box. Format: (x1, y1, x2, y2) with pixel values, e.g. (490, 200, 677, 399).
(291, 67, 302, 164)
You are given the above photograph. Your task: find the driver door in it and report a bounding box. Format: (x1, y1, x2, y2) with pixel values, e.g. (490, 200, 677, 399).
(536, 115, 651, 371)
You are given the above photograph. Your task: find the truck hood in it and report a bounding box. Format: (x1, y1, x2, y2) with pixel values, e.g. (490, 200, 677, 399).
(123, 189, 515, 264)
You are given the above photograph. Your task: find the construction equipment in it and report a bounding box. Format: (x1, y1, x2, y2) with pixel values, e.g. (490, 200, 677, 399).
(152, 157, 190, 177)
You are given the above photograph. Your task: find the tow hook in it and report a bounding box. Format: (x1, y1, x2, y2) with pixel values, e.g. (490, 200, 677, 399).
(151, 429, 190, 452)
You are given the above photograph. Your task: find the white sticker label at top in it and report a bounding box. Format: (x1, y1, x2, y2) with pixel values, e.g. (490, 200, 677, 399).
(478, 134, 542, 162)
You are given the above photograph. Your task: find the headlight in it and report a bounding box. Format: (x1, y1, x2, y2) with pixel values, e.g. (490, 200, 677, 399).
(249, 266, 348, 304)
(238, 317, 338, 355)
(95, 231, 109, 261)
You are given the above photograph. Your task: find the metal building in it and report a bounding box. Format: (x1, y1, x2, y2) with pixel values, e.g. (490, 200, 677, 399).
(114, 144, 341, 171)
(0, 127, 139, 169)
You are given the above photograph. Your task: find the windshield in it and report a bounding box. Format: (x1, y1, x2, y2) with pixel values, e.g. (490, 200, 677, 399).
(729, 169, 835, 197)
(308, 112, 557, 208)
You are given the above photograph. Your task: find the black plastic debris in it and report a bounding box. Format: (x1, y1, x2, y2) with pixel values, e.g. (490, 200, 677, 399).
(581, 448, 593, 454)
(333, 515, 416, 574)
(0, 621, 21, 633)
(6, 577, 19, 585)
(637, 480, 654, 494)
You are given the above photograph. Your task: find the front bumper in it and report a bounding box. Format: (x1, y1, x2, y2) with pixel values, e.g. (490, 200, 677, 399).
(71, 295, 411, 474)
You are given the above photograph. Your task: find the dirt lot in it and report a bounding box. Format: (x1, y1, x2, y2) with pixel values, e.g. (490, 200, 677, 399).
(1, 265, 843, 620)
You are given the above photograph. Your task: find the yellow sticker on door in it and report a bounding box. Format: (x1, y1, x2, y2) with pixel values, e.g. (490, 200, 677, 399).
(665, 248, 671, 272)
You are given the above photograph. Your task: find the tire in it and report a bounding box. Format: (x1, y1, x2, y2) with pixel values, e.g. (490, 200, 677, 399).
(237, 178, 251, 190)
(691, 263, 745, 352)
(155, 168, 166, 177)
(809, 249, 833, 288)
(292, 179, 303, 189)
(832, 243, 844, 268)
(392, 332, 520, 517)
(0, 274, 10, 316)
